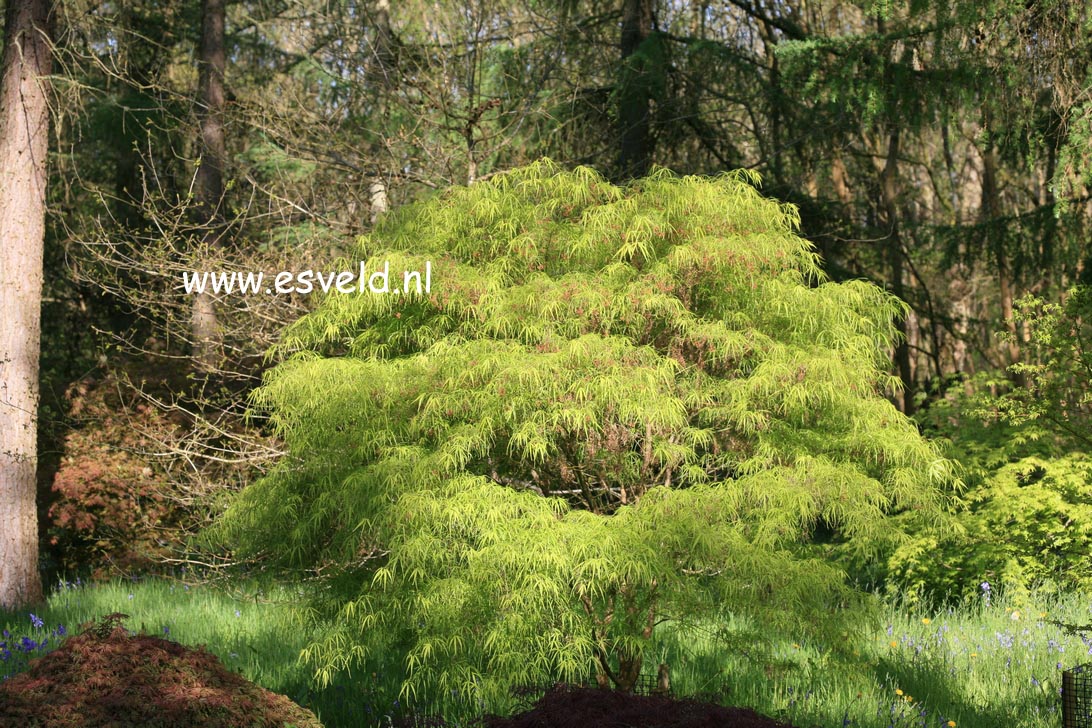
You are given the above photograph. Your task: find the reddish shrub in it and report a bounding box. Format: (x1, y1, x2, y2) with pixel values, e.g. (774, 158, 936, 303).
(47, 370, 186, 575)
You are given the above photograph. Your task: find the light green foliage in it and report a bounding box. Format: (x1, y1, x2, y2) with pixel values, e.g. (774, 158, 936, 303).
(890, 444, 1092, 598)
(216, 160, 953, 708)
(999, 288, 1092, 447)
(892, 288, 1092, 598)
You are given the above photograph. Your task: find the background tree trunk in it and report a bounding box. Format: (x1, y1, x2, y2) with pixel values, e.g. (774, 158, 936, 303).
(618, 0, 653, 180)
(368, 0, 393, 222)
(0, 0, 52, 609)
(981, 141, 1021, 372)
(191, 0, 227, 372)
(879, 125, 915, 414)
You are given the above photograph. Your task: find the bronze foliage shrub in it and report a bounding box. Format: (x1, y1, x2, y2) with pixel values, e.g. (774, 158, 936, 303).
(47, 369, 186, 576)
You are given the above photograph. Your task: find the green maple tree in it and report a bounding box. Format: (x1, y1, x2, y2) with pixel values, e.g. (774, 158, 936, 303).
(216, 159, 954, 708)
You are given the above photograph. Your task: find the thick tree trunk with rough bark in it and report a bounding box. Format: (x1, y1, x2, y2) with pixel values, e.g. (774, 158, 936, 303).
(191, 0, 227, 372)
(0, 0, 51, 609)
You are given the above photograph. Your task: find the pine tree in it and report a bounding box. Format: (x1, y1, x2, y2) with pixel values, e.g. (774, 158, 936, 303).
(0, 0, 52, 608)
(216, 160, 954, 707)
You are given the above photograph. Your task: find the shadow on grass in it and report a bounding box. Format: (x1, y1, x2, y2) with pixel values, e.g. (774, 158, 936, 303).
(867, 653, 1049, 727)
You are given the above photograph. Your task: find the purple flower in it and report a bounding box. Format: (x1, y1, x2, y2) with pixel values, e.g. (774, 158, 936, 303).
(19, 637, 37, 652)
(54, 625, 66, 637)
(163, 626, 170, 635)
(29, 614, 43, 629)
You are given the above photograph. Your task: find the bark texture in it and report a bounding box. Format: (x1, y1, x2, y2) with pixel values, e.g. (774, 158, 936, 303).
(191, 0, 227, 372)
(0, 0, 52, 608)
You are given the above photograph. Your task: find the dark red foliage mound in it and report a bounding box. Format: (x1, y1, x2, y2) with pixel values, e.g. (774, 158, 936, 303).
(480, 685, 801, 728)
(0, 624, 321, 728)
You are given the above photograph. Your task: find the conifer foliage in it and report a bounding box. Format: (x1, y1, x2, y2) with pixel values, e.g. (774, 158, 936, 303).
(218, 160, 954, 706)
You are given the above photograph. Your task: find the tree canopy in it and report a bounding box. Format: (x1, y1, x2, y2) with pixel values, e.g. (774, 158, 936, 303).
(217, 160, 955, 706)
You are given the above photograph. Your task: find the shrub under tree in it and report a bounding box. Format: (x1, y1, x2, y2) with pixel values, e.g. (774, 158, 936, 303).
(891, 288, 1092, 598)
(216, 160, 955, 708)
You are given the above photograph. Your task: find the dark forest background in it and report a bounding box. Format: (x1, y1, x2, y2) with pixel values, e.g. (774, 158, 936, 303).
(8, 0, 1091, 593)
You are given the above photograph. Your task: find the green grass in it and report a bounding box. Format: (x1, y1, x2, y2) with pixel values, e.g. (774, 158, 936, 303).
(0, 576, 404, 727)
(3, 578, 1089, 727)
(657, 586, 1087, 727)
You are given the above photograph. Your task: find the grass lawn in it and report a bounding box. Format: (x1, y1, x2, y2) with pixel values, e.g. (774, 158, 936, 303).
(2, 577, 1088, 727)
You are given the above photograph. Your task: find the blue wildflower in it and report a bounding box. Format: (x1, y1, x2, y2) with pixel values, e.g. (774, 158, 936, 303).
(29, 614, 43, 629)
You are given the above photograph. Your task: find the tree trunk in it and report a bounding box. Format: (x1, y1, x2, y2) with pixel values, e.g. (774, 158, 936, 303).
(368, 0, 393, 222)
(618, 0, 653, 180)
(757, 20, 783, 184)
(615, 652, 642, 692)
(373, 0, 393, 69)
(370, 179, 389, 223)
(191, 0, 227, 372)
(879, 126, 915, 414)
(0, 0, 52, 609)
(981, 142, 1021, 371)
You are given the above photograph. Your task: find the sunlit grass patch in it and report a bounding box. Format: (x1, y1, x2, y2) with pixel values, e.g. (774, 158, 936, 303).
(658, 584, 1090, 728)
